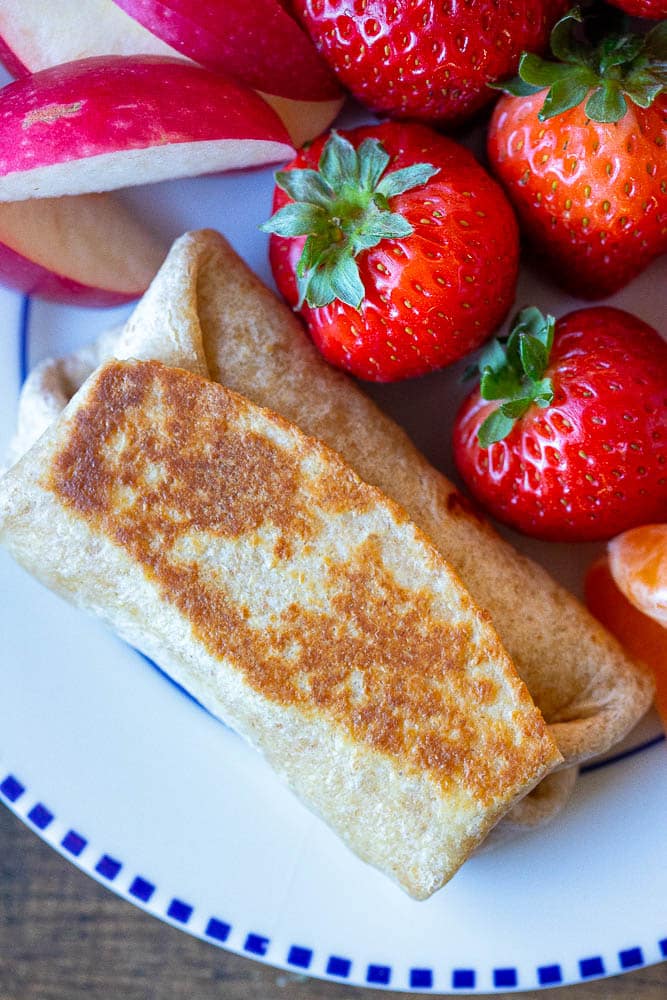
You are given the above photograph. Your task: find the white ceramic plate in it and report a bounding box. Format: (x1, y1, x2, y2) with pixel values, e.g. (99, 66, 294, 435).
(0, 106, 666, 994)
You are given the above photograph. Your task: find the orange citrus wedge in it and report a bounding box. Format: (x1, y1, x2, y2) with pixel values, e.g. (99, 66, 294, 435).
(585, 555, 667, 731)
(609, 524, 667, 627)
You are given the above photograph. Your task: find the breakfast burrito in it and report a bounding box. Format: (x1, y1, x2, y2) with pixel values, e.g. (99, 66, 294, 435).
(7, 230, 652, 840)
(0, 357, 562, 898)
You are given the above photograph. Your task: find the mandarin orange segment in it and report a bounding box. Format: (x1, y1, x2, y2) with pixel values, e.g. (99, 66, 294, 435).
(586, 556, 667, 731)
(609, 524, 667, 628)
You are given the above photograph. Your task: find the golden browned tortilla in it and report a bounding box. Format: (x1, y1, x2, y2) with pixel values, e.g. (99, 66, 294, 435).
(7, 230, 654, 839)
(0, 359, 562, 898)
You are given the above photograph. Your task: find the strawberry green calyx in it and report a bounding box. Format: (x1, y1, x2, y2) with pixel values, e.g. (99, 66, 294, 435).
(469, 308, 555, 447)
(261, 131, 439, 310)
(494, 8, 667, 123)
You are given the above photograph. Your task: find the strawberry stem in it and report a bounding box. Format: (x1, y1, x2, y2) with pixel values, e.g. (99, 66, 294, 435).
(470, 308, 556, 447)
(261, 131, 439, 310)
(493, 8, 666, 123)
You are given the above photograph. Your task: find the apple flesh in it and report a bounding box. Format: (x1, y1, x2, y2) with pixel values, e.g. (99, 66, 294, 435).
(0, 0, 343, 145)
(0, 193, 167, 305)
(0, 56, 295, 201)
(0, 0, 177, 77)
(251, 91, 342, 148)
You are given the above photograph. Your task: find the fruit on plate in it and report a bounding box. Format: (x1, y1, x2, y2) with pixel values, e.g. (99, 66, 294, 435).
(452, 306, 667, 542)
(263, 123, 519, 382)
(586, 556, 667, 730)
(292, 0, 568, 127)
(0, 56, 294, 201)
(0, 0, 176, 78)
(0, 0, 343, 146)
(488, 11, 667, 299)
(0, 193, 166, 306)
(606, 0, 667, 17)
(608, 524, 667, 627)
(110, 0, 343, 146)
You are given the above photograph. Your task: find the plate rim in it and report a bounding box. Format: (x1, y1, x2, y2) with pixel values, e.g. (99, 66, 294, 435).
(2, 750, 666, 995)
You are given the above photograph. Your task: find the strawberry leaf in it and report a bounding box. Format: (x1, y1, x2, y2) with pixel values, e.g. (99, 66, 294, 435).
(478, 410, 516, 447)
(584, 82, 627, 123)
(260, 202, 327, 237)
(357, 138, 391, 189)
(505, 325, 524, 375)
(549, 7, 584, 64)
(263, 130, 439, 310)
(296, 232, 329, 278)
(302, 264, 337, 309)
(599, 34, 644, 73)
(513, 307, 555, 351)
(480, 364, 520, 400)
(478, 338, 511, 375)
(623, 72, 664, 109)
(376, 163, 440, 198)
(274, 168, 334, 208)
(318, 130, 359, 188)
(499, 7, 666, 123)
(538, 71, 596, 120)
(327, 254, 365, 309)
(533, 378, 554, 406)
(354, 207, 413, 244)
(474, 308, 556, 448)
(295, 232, 331, 306)
(519, 335, 548, 381)
(500, 397, 534, 419)
(490, 75, 543, 96)
(519, 52, 573, 89)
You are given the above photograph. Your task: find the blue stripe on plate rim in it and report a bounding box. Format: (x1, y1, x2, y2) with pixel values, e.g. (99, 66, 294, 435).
(1, 760, 666, 993)
(1, 293, 664, 992)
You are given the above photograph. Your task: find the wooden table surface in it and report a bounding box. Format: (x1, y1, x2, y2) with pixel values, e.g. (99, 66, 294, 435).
(1, 806, 665, 1000)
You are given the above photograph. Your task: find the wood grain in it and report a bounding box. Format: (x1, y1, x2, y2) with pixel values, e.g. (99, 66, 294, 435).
(0, 806, 664, 1000)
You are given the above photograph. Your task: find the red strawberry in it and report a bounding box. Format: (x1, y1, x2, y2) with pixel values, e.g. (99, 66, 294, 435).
(262, 122, 519, 382)
(487, 11, 667, 299)
(292, 0, 567, 127)
(452, 306, 667, 542)
(607, 0, 667, 17)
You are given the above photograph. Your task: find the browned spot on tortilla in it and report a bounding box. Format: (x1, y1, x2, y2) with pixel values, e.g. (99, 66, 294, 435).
(45, 360, 554, 804)
(311, 460, 399, 517)
(273, 534, 294, 561)
(23, 101, 85, 128)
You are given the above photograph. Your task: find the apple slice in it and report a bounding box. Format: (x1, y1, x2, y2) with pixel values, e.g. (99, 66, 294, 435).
(109, 0, 344, 142)
(0, 0, 178, 77)
(111, 0, 338, 101)
(0, 193, 167, 305)
(0, 56, 295, 202)
(0, 0, 343, 145)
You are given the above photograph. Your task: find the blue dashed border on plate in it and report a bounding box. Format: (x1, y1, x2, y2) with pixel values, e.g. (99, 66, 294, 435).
(6, 295, 667, 993)
(2, 765, 666, 993)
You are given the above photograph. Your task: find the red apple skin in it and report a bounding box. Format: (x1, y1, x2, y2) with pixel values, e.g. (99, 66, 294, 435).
(110, 0, 341, 102)
(0, 1, 341, 145)
(0, 56, 294, 185)
(0, 35, 29, 77)
(0, 193, 167, 306)
(0, 241, 144, 306)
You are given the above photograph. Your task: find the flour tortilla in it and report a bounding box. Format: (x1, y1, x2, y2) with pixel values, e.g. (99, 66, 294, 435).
(0, 358, 561, 898)
(9, 229, 653, 834)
